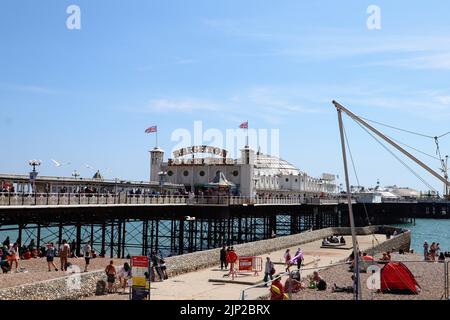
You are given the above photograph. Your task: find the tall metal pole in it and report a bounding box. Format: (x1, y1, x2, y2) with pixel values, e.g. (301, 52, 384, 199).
(336, 108, 361, 300)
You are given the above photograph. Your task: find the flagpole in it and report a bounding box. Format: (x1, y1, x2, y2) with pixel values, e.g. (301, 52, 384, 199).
(246, 121, 249, 147)
(156, 129, 158, 148)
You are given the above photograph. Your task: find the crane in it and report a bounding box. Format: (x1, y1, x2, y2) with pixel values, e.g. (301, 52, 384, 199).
(333, 101, 450, 199)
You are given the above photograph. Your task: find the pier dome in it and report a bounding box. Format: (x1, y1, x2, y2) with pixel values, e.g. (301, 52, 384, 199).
(254, 152, 302, 176)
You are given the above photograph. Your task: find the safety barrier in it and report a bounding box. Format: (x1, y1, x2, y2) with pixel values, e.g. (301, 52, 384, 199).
(237, 256, 263, 277)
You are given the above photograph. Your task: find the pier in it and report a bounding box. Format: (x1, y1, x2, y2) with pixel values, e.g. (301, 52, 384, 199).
(1, 192, 448, 259)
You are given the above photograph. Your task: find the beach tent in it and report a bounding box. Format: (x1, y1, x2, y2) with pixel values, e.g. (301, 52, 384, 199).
(380, 262, 420, 294)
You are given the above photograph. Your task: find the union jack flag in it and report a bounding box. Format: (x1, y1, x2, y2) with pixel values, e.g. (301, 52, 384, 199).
(239, 121, 248, 129)
(145, 125, 157, 133)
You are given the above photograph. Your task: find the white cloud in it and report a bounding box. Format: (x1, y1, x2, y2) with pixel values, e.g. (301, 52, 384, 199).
(148, 98, 219, 113)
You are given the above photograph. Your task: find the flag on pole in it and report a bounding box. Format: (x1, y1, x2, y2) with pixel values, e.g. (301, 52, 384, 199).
(239, 121, 248, 129)
(145, 125, 157, 133)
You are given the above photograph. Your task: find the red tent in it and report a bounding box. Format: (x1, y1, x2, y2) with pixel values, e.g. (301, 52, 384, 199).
(380, 262, 420, 294)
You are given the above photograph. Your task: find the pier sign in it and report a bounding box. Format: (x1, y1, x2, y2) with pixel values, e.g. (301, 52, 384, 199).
(131, 256, 150, 300)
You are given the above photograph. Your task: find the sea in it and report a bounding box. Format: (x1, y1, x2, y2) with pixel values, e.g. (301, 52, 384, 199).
(393, 218, 450, 253)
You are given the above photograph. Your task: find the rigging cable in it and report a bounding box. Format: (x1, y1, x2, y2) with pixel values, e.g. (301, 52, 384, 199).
(360, 116, 436, 139)
(353, 120, 438, 194)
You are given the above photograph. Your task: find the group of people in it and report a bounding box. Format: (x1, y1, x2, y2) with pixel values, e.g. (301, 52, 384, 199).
(283, 248, 304, 272)
(104, 260, 132, 293)
(150, 251, 168, 282)
(0, 236, 99, 274)
(423, 241, 448, 262)
(322, 235, 346, 246)
(269, 270, 327, 300)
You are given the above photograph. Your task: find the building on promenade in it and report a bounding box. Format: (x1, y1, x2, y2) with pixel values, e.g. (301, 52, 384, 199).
(150, 145, 338, 198)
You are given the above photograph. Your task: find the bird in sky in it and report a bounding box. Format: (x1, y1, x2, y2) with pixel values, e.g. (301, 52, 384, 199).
(51, 159, 71, 167)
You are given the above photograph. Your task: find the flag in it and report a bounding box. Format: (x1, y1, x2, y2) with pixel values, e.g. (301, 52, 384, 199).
(145, 125, 157, 133)
(239, 121, 248, 129)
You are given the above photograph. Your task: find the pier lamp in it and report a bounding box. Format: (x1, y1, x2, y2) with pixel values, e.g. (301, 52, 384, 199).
(28, 159, 41, 193)
(72, 170, 80, 179)
(158, 171, 167, 194)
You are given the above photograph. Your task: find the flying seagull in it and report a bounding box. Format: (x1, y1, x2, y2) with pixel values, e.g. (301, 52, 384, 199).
(51, 159, 71, 167)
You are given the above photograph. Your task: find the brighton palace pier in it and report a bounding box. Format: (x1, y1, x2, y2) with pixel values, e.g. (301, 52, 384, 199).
(151, 145, 338, 198)
(0, 145, 447, 258)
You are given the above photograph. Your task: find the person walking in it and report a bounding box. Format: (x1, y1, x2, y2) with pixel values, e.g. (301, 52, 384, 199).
(45, 242, 58, 272)
(430, 242, 437, 261)
(82, 241, 92, 272)
(284, 249, 292, 272)
(59, 240, 71, 271)
(151, 251, 163, 282)
(263, 257, 275, 286)
(294, 248, 304, 271)
(105, 260, 117, 293)
(220, 245, 228, 270)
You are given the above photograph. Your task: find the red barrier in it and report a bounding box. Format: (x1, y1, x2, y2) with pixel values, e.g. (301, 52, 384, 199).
(238, 256, 263, 276)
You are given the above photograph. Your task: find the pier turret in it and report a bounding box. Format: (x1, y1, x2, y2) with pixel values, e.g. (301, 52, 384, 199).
(239, 146, 255, 197)
(150, 147, 164, 182)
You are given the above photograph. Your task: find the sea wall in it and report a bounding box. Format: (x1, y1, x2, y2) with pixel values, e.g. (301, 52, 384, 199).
(0, 225, 410, 300)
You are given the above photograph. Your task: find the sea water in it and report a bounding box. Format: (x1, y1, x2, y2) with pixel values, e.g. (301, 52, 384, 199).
(393, 218, 450, 253)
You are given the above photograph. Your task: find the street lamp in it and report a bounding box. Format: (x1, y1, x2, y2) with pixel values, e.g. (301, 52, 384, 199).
(72, 170, 80, 179)
(28, 159, 42, 193)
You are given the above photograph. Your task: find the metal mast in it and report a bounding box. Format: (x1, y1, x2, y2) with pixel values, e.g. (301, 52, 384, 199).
(336, 107, 361, 300)
(333, 101, 450, 199)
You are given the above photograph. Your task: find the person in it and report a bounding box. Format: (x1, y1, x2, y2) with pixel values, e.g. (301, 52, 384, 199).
(0, 248, 10, 273)
(220, 245, 228, 270)
(284, 249, 292, 272)
(59, 240, 71, 271)
(150, 251, 163, 282)
(82, 241, 92, 272)
(430, 242, 437, 261)
(340, 236, 346, 244)
(263, 257, 275, 285)
(28, 239, 36, 251)
(285, 271, 305, 293)
(322, 238, 330, 246)
(117, 262, 132, 292)
(386, 251, 392, 260)
(436, 243, 441, 255)
(226, 247, 238, 280)
(8, 243, 19, 272)
(46, 242, 58, 272)
(70, 240, 76, 258)
(270, 278, 287, 300)
(105, 260, 116, 293)
(2, 236, 10, 248)
(423, 241, 429, 260)
(159, 256, 168, 280)
(22, 249, 32, 260)
(332, 275, 355, 293)
(380, 252, 390, 262)
(438, 252, 445, 262)
(294, 248, 304, 270)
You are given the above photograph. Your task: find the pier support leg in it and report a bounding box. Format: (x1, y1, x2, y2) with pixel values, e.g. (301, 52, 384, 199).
(36, 223, 41, 249)
(178, 218, 184, 255)
(101, 222, 106, 257)
(117, 220, 122, 259)
(110, 220, 114, 259)
(76, 223, 82, 257)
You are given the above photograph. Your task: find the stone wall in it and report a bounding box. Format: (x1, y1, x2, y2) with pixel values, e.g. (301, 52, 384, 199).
(0, 225, 410, 300)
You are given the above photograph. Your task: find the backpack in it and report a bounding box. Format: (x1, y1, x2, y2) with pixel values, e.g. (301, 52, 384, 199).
(317, 279, 327, 291)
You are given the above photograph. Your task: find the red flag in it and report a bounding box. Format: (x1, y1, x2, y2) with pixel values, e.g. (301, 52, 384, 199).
(239, 121, 248, 129)
(145, 125, 157, 133)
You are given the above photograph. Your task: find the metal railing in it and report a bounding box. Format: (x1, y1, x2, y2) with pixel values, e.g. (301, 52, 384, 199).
(0, 192, 365, 207)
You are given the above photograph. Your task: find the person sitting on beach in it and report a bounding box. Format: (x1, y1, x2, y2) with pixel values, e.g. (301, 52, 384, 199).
(284, 277, 305, 293)
(270, 278, 288, 300)
(438, 252, 445, 262)
(340, 236, 346, 244)
(380, 252, 390, 262)
(332, 275, 355, 293)
(322, 238, 330, 246)
(22, 249, 31, 260)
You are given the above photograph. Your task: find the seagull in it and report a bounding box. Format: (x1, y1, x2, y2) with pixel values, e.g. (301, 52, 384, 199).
(51, 159, 71, 167)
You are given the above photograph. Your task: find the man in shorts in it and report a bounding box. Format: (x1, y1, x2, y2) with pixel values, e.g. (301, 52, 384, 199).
(59, 240, 71, 271)
(83, 241, 92, 272)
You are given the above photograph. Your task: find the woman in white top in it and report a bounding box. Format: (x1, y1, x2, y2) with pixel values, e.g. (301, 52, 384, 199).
(117, 262, 132, 292)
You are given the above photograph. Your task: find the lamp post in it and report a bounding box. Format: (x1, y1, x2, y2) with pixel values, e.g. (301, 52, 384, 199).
(72, 170, 80, 179)
(28, 159, 42, 193)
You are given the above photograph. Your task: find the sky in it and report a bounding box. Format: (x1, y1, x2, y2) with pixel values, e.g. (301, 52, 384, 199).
(1, 0, 450, 193)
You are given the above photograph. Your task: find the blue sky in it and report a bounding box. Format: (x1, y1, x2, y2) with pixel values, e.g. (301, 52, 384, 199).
(1, 0, 450, 193)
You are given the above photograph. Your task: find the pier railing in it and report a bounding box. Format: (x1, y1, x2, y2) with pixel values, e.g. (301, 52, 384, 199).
(0, 192, 347, 207)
